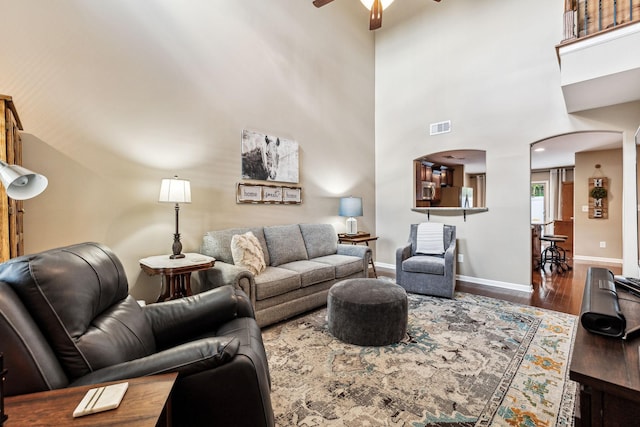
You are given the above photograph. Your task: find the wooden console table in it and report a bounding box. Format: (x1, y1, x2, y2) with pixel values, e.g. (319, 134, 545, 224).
(4, 373, 177, 426)
(338, 233, 378, 278)
(140, 253, 215, 302)
(570, 292, 640, 426)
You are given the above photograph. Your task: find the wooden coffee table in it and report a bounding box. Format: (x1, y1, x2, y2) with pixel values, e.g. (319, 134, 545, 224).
(4, 373, 177, 426)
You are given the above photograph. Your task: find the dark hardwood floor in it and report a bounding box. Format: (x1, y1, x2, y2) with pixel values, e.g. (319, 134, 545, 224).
(377, 260, 623, 316)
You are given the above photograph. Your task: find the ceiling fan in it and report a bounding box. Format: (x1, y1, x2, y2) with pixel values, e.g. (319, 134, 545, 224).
(313, 0, 441, 31)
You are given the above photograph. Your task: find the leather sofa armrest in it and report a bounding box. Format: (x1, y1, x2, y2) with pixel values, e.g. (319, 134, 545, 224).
(69, 336, 239, 386)
(144, 286, 243, 348)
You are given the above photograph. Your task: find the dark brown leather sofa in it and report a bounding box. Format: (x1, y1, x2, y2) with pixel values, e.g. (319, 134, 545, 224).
(0, 242, 274, 427)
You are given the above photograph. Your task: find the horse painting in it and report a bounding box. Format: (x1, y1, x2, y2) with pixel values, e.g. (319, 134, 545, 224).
(242, 135, 280, 181)
(241, 130, 299, 183)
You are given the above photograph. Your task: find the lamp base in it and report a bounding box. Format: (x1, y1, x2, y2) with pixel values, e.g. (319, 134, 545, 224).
(345, 217, 358, 235)
(169, 233, 185, 259)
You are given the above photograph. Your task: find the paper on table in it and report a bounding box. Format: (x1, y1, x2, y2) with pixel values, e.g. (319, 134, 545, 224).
(72, 382, 129, 417)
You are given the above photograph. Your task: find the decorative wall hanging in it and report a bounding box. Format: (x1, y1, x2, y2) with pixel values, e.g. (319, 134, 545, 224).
(241, 129, 299, 183)
(588, 176, 608, 219)
(237, 183, 302, 204)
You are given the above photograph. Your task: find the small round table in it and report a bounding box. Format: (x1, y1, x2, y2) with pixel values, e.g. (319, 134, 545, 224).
(327, 278, 408, 346)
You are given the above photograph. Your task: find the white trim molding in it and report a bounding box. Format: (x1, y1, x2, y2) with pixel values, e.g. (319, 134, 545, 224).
(374, 262, 533, 294)
(572, 255, 623, 265)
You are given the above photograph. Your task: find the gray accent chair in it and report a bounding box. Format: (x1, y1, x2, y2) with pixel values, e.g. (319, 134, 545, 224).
(395, 224, 456, 298)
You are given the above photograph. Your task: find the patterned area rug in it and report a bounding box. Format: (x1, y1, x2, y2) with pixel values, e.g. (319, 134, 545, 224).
(262, 292, 577, 427)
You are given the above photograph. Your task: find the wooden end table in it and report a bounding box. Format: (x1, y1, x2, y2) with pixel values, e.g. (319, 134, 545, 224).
(4, 373, 178, 427)
(140, 253, 215, 302)
(338, 233, 378, 278)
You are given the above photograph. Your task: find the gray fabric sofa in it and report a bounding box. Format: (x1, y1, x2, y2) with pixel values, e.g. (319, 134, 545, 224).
(198, 223, 372, 327)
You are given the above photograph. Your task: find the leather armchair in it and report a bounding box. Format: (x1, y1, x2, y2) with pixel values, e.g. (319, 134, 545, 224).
(396, 224, 457, 298)
(0, 242, 274, 427)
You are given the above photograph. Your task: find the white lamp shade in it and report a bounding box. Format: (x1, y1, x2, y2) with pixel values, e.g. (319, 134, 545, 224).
(159, 177, 191, 203)
(0, 163, 48, 200)
(360, 0, 395, 9)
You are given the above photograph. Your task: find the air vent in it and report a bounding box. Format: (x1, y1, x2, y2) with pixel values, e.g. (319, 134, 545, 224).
(429, 120, 451, 136)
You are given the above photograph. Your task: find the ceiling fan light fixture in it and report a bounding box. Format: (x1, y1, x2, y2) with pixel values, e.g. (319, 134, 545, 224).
(359, 0, 395, 10)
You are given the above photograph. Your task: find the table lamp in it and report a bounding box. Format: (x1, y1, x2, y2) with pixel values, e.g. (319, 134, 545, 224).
(159, 176, 191, 259)
(0, 161, 47, 200)
(339, 196, 363, 235)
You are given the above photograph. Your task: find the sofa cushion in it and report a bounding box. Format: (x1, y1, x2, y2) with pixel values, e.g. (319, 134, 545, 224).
(254, 267, 301, 300)
(312, 254, 363, 278)
(299, 223, 338, 259)
(202, 227, 269, 266)
(263, 225, 309, 267)
(403, 255, 445, 275)
(231, 231, 266, 276)
(277, 260, 335, 287)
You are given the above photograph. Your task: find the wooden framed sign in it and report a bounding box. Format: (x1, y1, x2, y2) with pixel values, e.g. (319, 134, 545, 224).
(236, 183, 301, 205)
(588, 177, 608, 219)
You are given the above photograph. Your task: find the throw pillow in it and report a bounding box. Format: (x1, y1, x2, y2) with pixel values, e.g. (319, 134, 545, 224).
(231, 232, 266, 276)
(415, 222, 445, 255)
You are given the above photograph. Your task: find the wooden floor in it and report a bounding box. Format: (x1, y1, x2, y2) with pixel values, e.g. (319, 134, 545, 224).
(378, 260, 622, 316)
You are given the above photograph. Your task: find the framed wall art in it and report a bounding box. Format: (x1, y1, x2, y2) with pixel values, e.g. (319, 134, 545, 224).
(241, 129, 299, 183)
(236, 184, 262, 203)
(283, 187, 301, 203)
(236, 183, 302, 205)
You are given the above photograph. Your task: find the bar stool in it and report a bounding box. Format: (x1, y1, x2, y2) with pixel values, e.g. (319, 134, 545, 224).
(540, 235, 572, 272)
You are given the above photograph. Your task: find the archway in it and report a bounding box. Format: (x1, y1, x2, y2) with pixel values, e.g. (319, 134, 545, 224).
(530, 131, 623, 278)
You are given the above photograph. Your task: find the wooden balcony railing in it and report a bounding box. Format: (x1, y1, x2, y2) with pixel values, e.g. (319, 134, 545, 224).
(562, 0, 640, 42)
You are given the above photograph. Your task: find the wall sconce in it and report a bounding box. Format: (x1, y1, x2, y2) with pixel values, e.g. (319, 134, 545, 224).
(0, 161, 47, 200)
(339, 197, 363, 235)
(159, 176, 191, 259)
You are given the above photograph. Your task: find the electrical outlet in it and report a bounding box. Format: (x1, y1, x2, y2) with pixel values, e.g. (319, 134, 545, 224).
(457, 254, 464, 262)
(600, 241, 606, 248)
(582, 205, 589, 212)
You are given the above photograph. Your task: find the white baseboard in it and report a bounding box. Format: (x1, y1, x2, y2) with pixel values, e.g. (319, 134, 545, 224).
(456, 275, 533, 293)
(375, 262, 533, 294)
(572, 255, 623, 265)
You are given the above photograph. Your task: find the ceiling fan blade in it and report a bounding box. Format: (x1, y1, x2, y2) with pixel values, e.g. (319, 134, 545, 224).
(369, 0, 382, 30)
(313, 0, 334, 7)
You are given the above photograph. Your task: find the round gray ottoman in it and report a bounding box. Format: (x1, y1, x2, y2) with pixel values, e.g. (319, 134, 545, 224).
(327, 278, 408, 346)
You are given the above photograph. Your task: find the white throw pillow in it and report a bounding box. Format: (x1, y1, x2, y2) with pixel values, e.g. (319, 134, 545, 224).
(231, 231, 266, 276)
(416, 222, 445, 255)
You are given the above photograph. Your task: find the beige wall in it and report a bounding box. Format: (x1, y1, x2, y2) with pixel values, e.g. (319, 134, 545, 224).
(1, 0, 376, 301)
(374, 0, 640, 288)
(2, 0, 639, 298)
(574, 149, 623, 260)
